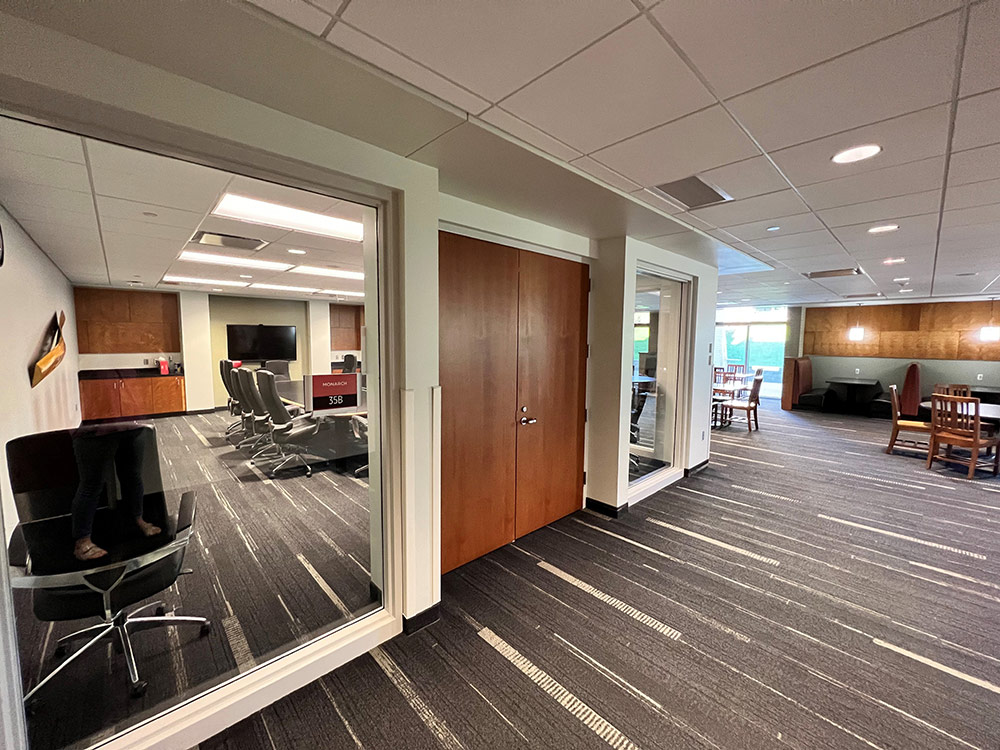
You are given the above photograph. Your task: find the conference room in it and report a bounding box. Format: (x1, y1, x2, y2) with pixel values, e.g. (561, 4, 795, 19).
(0, 114, 385, 750)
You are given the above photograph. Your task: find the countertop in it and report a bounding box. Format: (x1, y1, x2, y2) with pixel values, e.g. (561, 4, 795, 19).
(79, 368, 184, 380)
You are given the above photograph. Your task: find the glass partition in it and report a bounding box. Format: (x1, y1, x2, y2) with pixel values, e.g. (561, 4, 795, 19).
(628, 270, 685, 482)
(0, 116, 385, 749)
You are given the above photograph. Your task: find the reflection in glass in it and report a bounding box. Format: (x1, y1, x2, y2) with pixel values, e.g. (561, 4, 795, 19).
(1, 116, 384, 750)
(629, 271, 684, 482)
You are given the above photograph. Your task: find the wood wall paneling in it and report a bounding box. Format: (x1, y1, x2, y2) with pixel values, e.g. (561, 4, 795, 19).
(329, 303, 362, 350)
(74, 288, 181, 353)
(804, 301, 1000, 361)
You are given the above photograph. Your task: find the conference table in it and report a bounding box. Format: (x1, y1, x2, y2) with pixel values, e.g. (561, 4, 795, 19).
(919, 401, 1000, 424)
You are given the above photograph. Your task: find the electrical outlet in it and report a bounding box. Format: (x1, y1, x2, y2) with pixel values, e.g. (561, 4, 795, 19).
(978, 373, 984, 381)
(855, 368, 860, 375)
(144, 358, 150, 365)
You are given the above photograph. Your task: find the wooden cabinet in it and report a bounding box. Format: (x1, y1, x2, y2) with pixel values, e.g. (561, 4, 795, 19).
(79, 376, 186, 421)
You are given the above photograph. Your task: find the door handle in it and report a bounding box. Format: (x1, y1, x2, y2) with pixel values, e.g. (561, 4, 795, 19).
(519, 417, 537, 425)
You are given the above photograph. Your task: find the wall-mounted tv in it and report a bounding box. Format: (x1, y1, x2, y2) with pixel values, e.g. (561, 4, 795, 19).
(227, 324, 296, 361)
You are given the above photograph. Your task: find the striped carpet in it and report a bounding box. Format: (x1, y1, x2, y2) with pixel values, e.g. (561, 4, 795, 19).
(13, 410, 375, 750)
(203, 399, 1000, 750)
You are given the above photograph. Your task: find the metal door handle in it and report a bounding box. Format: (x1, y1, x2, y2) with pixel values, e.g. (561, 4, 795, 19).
(519, 417, 537, 425)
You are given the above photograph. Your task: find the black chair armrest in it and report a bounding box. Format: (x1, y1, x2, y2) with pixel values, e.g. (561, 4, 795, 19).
(7, 525, 27, 567)
(177, 491, 196, 533)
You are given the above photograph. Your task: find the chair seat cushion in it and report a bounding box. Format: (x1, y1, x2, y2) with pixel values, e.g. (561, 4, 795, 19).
(723, 400, 752, 409)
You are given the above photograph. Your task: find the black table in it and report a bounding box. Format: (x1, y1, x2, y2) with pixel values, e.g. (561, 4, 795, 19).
(971, 385, 1000, 405)
(919, 401, 1000, 423)
(826, 377, 883, 414)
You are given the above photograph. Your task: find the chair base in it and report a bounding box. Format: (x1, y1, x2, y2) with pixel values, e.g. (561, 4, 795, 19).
(25, 600, 211, 705)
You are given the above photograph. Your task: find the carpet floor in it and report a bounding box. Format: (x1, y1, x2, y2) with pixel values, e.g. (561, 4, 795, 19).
(14, 410, 376, 750)
(202, 400, 1000, 750)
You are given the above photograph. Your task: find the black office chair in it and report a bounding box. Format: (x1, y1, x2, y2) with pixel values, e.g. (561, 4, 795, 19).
(234, 368, 272, 454)
(263, 360, 291, 381)
(255, 369, 319, 477)
(219, 359, 243, 435)
(341, 354, 358, 374)
(5, 425, 210, 704)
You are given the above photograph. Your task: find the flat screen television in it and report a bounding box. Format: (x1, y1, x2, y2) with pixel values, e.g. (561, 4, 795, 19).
(227, 324, 296, 361)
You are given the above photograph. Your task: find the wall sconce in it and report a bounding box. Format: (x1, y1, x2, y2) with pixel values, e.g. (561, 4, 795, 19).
(848, 326, 865, 341)
(981, 326, 1000, 342)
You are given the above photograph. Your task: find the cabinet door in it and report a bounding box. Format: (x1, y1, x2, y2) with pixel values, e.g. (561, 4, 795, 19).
(118, 378, 154, 417)
(151, 376, 186, 413)
(79, 379, 121, 420)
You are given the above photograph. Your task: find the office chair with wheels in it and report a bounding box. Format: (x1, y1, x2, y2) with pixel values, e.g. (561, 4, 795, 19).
(341, 354, 358, 373)
(351, 415, 369, 478)
(5, 425, 210, 705)
(264, 360, 291, 381)
(220, 359, 243, 435)
(255, 369, 320, 477)
(234, 368, 274, 455)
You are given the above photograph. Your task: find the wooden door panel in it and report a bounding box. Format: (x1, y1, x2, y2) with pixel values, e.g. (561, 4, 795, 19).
(151, 376, 186, 413)
(439, 232, 519, 573)
(79, 380, 120, 421)
(515, 251, 589, 538)
(119, 378, 153, 417)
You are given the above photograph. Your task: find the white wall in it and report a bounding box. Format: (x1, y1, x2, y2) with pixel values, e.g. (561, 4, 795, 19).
(180, 292, 215, 412)
(307, 300, 332, 377)
(0, 205, 81, 540)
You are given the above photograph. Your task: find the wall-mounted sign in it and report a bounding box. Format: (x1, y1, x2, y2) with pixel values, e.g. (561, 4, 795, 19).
(311, 373, 359, 414)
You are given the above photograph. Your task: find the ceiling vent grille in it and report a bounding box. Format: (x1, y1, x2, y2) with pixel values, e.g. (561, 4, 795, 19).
(190, 231, 267, 251)
(650, 176, 731, 209)
(842, 292, 884, 299)
(805, 267, 861, 279)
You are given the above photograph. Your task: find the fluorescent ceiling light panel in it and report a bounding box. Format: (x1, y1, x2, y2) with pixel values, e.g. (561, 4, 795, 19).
(848, 326, 865, 341)
(893, 277, 910, 283)
(291, 266, 365, 280)
(766, 226, 780, 232)
(250, 283, 320, 293)
(163, 275, 248, 287)
(868, 224, 899, 234)
(980, 326, 1000, 342)
(212, 194, 364, 241)
(288, 249, 307, 255)
(899, 288, 914, 293)
(178, 250, 292, 271)
(319, 289, 365, 297)
(882, 257, 906, 265)
(832, 144, 881, 164)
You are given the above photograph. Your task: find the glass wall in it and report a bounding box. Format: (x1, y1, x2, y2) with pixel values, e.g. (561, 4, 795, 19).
(0, 116, 385, 749)
(628, 270, 685, 482)
(715, 306, 788, 399)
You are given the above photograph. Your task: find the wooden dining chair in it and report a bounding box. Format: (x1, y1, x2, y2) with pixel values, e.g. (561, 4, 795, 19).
(723, 369, 764, 432)
(926, 394, 1000, 478)
(885, 384, 931, 454)
(713, 366, 725, 384)
(934, 384, 971, 397)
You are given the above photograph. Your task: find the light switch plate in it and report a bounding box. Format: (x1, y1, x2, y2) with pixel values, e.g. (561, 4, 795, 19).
(855, 368, 860, 375)
(978, 373, 984, 381)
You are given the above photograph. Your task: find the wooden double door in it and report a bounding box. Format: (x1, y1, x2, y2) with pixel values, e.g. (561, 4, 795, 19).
(440, 231, 589, 573)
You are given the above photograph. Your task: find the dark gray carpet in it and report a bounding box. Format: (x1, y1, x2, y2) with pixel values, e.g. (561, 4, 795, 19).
(13, 410, 375, 750)
(203, 400, 1000, 750)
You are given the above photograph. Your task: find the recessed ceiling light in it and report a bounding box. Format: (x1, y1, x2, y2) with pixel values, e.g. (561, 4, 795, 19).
(240, 274, 253, 279)
(250, 282, 320, 293)
(783, 281, 790, 285)
(832, 144, 882, 164)
(290, 265, 365, 280)
(868, 224, 899, 234)
(287, 249, 307, 255)
(162, 275, 249, 287)
(893, 277, 910, 283)
(766, 226, 780, 232)
(955, 271, 979, 277)
(178, 250, 292, 271)
(741, 298, 750, 302)
(319, 289, 365, 297)
(142, 211, 158, 217)
(899, 288, 914, 293)
(212, 288, 223, 292)
(212, 194, 364, 241)
(882, 257, 906, 265)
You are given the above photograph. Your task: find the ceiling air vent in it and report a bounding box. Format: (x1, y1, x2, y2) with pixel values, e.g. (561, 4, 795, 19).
(842, 292, 884, 299)
(650, 176, 731, 209)
(805, 267, 861, 279)
(190, 231, 267, 251)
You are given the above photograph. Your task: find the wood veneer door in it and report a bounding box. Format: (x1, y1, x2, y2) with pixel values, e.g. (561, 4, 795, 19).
(514, 250, 589, 538)
(119, 378, 153, 417)
(79, 379, 120, 420)
(151, 376, 186, 413)
(439, 232, 519, 573)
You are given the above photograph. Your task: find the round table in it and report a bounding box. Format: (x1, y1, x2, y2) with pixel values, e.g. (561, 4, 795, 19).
(919, 401, 1000, 423)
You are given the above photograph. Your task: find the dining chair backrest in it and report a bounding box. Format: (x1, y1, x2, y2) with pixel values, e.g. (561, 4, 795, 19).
(931, 394, 980, 439)
(713, 366, 725, 384)
(889, 384, 902, 423)
(726, 364, 746, 374)
(747, 372, 764, 404)
(934, 384, 971, 398)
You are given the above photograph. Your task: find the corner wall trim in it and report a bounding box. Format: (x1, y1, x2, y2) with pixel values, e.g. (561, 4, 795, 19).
(402, 603, 440, 635)
(684, 459, 710, 477)
(585, 498, 628, 518)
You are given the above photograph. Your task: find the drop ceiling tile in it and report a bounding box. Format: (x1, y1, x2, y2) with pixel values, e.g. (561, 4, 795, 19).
(272, 231, 364, 254)
(20, 219, 105, 283)
(718, 211, 824, 242)
(750, 229, 838, 252)
(478, 108, 582, 162)
(2, 202, 96, 231)
(941, 203, 1000, 228)
(953, 89, 1000, 152)
(959, 0, 1000, 97)
(816, 189, 942, 228)
(501, 17, 713, 153)
(101, 217, 194, 242)
(326, 23, 490, 114)
(766, 244, 845, 261)
(727, 14, 960, 151)
(95, 196, 203, 230)
(0, 181, 95, 215)
(245, 0, 331, 34)
(224, 175, 338, 213)
(590, 105, 759, 187)
(798, 157, 945, 211)
(571, 156, 642, 193)
(948, 143, 1000, 186)
(629, 189, 685, 215)
(0, 117, 85, 163)
(341, 0, 637, 102)
(770, 105, 951, 186)
(653, 0, 958, 99)
(691, 188, 808, 226)
(697, 156, 789, 201)
(830, 212, 939, 246)
(0, 149, 91, 193)
(945, 178, 1000, 211)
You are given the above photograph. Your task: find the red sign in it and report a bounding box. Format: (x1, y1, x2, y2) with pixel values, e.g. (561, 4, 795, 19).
(311, 373, 359, 412)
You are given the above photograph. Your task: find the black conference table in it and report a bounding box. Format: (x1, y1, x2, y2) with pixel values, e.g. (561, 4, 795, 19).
(826, 377, 882, 414)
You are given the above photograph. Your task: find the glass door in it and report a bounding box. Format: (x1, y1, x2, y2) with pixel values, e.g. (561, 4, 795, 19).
(747, 323, 787, 399)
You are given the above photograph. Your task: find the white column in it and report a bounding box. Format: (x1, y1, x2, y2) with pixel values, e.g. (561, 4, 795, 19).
(306, 300, 331, 377)
(179, 292, 215, 411)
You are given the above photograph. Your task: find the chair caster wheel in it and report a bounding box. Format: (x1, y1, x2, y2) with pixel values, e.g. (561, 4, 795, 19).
(200, 621, 212, 637)
(305, 468, 312, 477)
(155, 606, 166, 617)
(130, 681, 148, 699)
(53, 644, 68, 659)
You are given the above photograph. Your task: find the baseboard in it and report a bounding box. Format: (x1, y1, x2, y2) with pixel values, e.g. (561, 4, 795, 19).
(684, 459, 710, 477)
(585, 498, 628, 518)
(402, 603, 440, 635)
